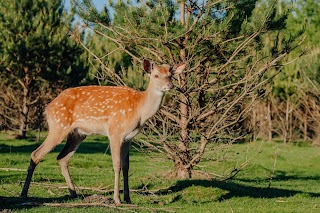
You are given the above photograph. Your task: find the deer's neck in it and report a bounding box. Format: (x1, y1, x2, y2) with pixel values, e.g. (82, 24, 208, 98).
(139, 85, 164, 125)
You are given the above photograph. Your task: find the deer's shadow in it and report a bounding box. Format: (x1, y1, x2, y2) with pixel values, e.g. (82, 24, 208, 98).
(2, 174, 320, 210)
(0, 193, 115, 210)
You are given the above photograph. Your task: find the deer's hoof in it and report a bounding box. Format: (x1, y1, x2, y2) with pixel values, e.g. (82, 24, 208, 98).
(125, 197, 132, 204)
(69, 190, 78, 199)
(114, 198, 121, 206)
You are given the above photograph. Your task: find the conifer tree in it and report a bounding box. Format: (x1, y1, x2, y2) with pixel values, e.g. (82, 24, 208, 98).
(75, 0, 301, 178)
(0, 0, 87, 137)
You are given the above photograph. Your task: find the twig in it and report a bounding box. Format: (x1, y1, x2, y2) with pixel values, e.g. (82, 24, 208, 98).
(32, 182, 114, 193)
(1, 186, 19, 196)
(268, 145, 279, 188)
(32, 182, 167, 195)
(42, 202, 176, 212)
(43, 202, 136, 209)
(221, 141, 264, 181)
(0, 167, 25, 172)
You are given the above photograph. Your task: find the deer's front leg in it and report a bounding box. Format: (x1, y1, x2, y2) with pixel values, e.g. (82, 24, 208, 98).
(121, 141, 131, 204)
(110, 137, 122, 205)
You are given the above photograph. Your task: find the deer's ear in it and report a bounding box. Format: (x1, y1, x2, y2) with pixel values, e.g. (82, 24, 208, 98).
(172, 62, 186, 75)
(143, 60, 152, 74)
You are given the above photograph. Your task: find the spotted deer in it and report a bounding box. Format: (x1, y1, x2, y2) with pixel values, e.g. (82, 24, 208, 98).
(20, 59, 186, 205)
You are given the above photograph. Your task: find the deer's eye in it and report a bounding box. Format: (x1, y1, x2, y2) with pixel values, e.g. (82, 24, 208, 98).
(155, 74, 159, 78)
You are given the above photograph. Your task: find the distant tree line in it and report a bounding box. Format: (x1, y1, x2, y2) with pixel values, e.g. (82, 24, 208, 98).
(250, 0, 320, 145)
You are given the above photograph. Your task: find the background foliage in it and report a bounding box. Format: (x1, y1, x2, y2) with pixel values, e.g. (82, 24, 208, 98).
(0, 0, 88, 138)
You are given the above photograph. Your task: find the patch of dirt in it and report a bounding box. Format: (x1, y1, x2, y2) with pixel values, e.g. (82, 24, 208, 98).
(191, 170, 215, 180)
(162, 170, 215, 180)
(83, 194, 113, 204)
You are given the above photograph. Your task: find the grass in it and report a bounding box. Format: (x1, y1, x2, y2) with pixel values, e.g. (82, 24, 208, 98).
(0, 132, 320, 212)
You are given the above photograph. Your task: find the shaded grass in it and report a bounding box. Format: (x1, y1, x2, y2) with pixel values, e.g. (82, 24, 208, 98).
(1, 133, 320, 212)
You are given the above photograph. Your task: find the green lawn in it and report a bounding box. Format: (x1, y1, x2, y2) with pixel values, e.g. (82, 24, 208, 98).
(0, 132, 320, 212)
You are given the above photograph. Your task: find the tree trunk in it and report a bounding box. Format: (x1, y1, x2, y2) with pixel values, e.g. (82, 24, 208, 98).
(289, 103, 293, 143)
(178, 70, 191, 171)
(252, 102, 256, 140)
(312, 126, 320, 146)
(174, 156, 192, 179)
(180, 2, 185, 25)
(175, 165, 192, 179)
(267, 100, 272, 141)
(174, 9, 191, 174)
(18, 69, 31, 139)
(304, 113, 308, 142)
(284, 98, 290, 144)
(19, 86, 29, 139)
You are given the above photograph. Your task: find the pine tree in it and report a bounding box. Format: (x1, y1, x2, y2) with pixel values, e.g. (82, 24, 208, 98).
(74, 0, 301, 178)
(0, 0, 87, 138)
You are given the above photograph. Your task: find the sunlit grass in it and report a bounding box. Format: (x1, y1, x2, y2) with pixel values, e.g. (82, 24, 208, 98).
(1, 132, 320, 212)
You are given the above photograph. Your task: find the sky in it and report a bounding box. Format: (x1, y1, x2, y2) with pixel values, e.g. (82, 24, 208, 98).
(64, 0, 107, 12)
(87, 0, 106, 10)
(64, 0, 112, 26)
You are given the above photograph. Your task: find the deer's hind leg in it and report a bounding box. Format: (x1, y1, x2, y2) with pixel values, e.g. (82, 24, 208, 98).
(21, 127, 70, 198)
(121, 141, 131, 204)
(57, 128, 86, 198)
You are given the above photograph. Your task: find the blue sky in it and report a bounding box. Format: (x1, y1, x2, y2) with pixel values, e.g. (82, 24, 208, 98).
(64, 0, 111, 25)
(83, 0, 107, 11)
(64, 0, 107, 12)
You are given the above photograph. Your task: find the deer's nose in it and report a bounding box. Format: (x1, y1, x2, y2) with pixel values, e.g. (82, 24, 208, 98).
(167, 82, 173, 89)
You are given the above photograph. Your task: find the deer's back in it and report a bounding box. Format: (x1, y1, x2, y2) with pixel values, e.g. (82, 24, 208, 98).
(45, 86, 144, 136)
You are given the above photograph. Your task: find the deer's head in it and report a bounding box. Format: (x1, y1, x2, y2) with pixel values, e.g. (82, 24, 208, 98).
(143, 59, 186, 92)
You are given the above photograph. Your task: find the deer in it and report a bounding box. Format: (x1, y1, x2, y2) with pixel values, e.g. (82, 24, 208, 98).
(20, 59, 186, 205)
